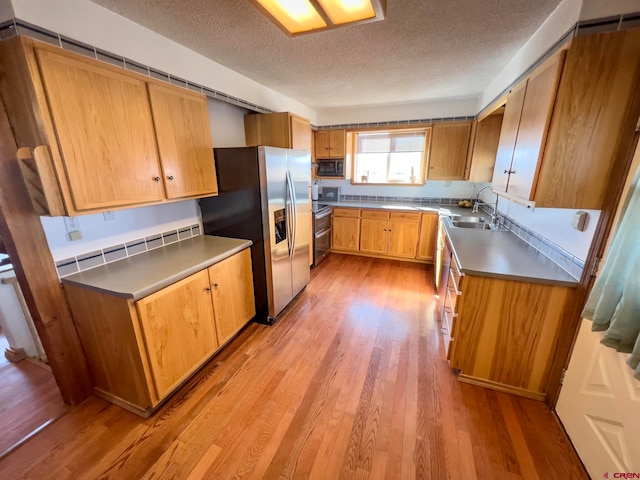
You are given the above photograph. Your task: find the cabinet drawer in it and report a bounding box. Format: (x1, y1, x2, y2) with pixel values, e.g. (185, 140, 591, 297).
(362, 210, 389, 219)
(333, 208, 360, 218)
(390, 212, 421, 222)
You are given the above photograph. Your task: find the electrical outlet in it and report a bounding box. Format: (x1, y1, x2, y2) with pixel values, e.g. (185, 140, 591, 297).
(64, 216, 80, 233)
(103, 211, 116, 222)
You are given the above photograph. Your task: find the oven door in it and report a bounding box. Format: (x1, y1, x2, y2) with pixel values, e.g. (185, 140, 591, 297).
(314, 226, 331, 266)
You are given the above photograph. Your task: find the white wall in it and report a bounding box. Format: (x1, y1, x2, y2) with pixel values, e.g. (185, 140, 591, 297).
(208, 98, 249, 148)
(316, 97, 478, 126)
(479, 0, 582, 111)
(492, 195, 599, 262)
(0, 0, 13, 22)
(9, 0, 317, 123)
(41, 201, 200, 262)
(580, 0, 640, 20)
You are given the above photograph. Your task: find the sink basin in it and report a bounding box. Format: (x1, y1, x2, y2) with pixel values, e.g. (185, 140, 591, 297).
(451, 221, 492, 230)
(451, 216, 485, 223)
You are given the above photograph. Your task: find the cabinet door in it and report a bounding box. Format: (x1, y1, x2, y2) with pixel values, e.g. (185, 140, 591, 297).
(468, 113, 504, 182)
(148, 84, 218, 199)
(329, 129, 346, 157)
(36, 48, 164, 211)
(207, 249, 256, 346)
(428, 122, 472, 180)
(492, 81, 527, 193)
(290, 115, 311, 152)
(136, 270, 219, 399)
(388, 221, 420, 258)
(417, 213, 438, 260)
(315, 130, 332, 158)
(360, 219, 388, 254)
(332, 216, 360, 251)
(507, 52, 564, 201)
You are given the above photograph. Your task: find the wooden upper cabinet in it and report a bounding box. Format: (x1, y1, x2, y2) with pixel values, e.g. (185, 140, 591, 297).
(289, 114, 312, 151)
(148, 84, 217, 199)
(428, 122, 472, 180)
(136, 269, 219, 399)
(244, 112, 312, 152)
(534, 28, 640, 209)
(207, 248, 255, 346)
(36, 48, 164, 211)
(507, 52, 565, 201)
(314, 129, 346, 158)
(0, 37, 219, 216)
(468, 112, 504, 182)
(491, 51, 564, 201)
(492, 81, 527, 193)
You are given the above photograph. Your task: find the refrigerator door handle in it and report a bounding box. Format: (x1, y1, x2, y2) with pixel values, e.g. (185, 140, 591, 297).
(285, 171, 294, 259)
(288, 170, 297, 254)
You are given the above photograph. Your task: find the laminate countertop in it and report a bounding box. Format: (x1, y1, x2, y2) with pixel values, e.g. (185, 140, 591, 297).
(441, 216, 578, 287)
(61, 235, 252, 300)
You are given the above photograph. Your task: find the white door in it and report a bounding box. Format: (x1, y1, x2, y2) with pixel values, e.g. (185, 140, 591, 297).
(556, 319, 640, 477)
(556, 141, 640, 478)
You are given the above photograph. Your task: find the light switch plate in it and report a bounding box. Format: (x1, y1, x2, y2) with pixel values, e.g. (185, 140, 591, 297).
(64, 216, 80, 233)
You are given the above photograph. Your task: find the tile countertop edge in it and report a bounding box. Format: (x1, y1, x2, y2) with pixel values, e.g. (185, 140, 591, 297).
(61, 236, 253, 300)
(442, 218, 579, 288)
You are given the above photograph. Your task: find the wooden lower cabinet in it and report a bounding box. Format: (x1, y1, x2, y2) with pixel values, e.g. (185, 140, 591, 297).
(448, 273, 574, 399)
(136, 270, 219, 399)
(332, 208, 434, 262)
(65, 248, 254, 416)
(332, 209, 361, 252)
(416, 213, 438, 261)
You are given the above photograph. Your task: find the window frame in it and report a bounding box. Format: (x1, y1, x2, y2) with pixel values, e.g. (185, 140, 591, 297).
(349, 126, 431, 186)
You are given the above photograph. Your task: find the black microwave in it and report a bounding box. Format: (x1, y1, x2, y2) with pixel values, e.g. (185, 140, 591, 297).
(316, 160, 344, 177)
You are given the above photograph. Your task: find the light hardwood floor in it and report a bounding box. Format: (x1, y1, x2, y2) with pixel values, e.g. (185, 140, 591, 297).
(0, 358, 68, 457)
(0, 254, 587, 479)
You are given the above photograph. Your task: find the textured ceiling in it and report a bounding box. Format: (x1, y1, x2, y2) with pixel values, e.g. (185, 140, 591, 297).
(91, 0, 562, 110)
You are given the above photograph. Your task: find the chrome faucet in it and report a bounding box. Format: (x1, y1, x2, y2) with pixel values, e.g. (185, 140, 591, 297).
(472, 185, 500, 227)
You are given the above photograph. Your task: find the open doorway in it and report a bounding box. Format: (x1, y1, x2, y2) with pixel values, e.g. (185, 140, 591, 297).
(0, 246, 68, 458)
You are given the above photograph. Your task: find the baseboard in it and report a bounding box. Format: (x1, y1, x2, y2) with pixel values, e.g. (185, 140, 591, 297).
(458, 374, 546, 401)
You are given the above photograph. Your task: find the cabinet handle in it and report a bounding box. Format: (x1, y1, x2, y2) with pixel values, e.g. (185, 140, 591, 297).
(213, 283, 219, 288)
(152, 176, 160, 182)
(167, 175, 175, 181)
(503, 169, 516, 175)
(204, 287, 211, 292)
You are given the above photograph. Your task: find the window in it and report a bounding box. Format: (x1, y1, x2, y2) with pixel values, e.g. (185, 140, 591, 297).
(351, 128, 430, 185)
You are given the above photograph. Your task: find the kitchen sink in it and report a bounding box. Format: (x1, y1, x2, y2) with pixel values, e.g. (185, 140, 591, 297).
(451, 221, 492, 230)
(451, 216, 485, 223)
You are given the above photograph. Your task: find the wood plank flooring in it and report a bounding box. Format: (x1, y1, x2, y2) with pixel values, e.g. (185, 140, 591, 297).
(0, 358, 68, 457)
(0, 254, 587, 479)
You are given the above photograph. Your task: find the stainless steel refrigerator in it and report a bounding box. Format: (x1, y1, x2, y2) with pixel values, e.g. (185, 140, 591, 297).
(199, 146, 311, 325)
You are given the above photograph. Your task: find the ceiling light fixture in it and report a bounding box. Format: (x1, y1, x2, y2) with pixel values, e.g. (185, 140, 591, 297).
(251, 0, 386, 36)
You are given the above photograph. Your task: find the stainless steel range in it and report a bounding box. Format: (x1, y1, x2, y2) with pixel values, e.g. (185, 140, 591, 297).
(312, 202, 332, 267)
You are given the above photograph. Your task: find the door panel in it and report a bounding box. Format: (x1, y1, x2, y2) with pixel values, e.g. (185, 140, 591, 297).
(556, 320, 640, 476)
(417, 213, 438, 260)
(136, 270, 218, 399)
(36, 49, 164, 210)
(208, 249, 255, 346)
(508, 52, 564, 201)
(263, 147, 292, 318)
(332, 217, 360, 251)
(148, 84, 217, 199)
(388, 221, 420, 258)
(360, 219, 388, 254)
(492, 81, 527, 193)
(288, 150, 311, 297)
